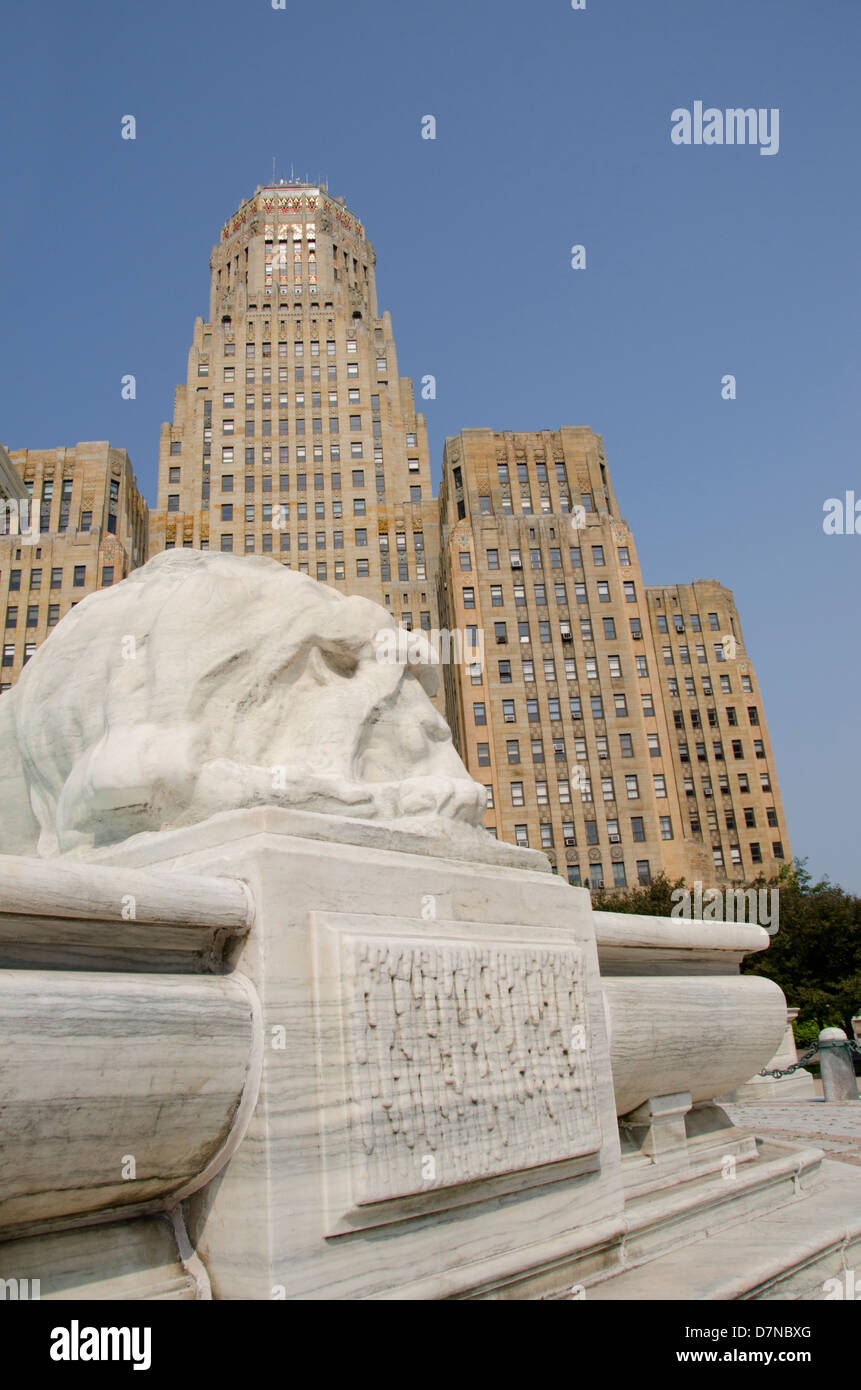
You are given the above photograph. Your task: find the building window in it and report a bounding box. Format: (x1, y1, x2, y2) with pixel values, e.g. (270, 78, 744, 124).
(101, 567, 114, 587)
(72, 565, 86, 588)
(477, 742, 490, 766)
(637, 861, 651, 885)
(473, 702, 487, 725)
(506, 739, 520, 764)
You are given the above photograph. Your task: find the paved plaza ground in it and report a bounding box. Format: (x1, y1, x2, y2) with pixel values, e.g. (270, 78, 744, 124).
(726, 1093, 861, 1167)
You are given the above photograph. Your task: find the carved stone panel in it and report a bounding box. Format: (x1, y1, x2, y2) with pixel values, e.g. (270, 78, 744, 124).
(313, 913, 602, 1227)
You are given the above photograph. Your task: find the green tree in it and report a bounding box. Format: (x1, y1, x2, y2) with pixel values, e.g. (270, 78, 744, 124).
(590, 859, 861, 1038)
(590, 872, 685, 917)
(740, 859, 861, 1039)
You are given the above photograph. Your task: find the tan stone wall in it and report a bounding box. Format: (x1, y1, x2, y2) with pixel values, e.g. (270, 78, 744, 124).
(0, 443, 148, 692)
(437, 428, 782, 893)
(645, 580, 791, 884)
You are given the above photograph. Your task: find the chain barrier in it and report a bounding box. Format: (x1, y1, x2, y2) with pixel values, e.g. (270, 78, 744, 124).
(760, 1036, 861, 1079)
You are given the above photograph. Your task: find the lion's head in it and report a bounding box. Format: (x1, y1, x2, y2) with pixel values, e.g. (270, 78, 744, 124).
(1, 551, 486, 856)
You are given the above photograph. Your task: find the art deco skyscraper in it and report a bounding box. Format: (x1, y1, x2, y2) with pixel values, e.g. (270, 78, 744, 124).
(437, 428, 789, 890)
(149, 183, 439, 639)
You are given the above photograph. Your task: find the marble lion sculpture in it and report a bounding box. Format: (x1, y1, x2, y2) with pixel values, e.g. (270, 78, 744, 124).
(0, 550, 486, 857)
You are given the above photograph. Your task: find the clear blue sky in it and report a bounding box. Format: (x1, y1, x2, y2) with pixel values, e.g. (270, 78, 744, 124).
(2, 0, 859, 889)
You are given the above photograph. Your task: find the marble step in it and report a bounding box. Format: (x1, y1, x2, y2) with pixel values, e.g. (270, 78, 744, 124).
(585, 1159, 861, 1300)
(0, 1216, 204, 1300)
(618, 1138, 824, 1267)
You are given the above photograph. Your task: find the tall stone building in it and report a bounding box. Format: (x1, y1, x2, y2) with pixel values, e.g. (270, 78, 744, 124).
(0, 183, 792, 893)
(437, 427, 788, 890)
(644, 580, 789, 881)
(149, 183, 439, 644)
(0, 442, 148, 693)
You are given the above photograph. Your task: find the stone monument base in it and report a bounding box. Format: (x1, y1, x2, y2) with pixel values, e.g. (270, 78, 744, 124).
(3, 808, 861, 1300)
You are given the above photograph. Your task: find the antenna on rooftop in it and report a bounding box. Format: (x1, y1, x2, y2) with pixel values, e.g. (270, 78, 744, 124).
(271, 156, 276, 185)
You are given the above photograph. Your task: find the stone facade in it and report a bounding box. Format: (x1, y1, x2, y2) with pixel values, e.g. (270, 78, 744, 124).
(0, 443, 148, 694)
(437, 427, 789, 890)
(645, 580, 790, 882)
(147, 184, 440, 660)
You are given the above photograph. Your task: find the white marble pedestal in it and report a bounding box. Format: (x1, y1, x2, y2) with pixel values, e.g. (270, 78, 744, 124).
(93, 807, 625, 1300)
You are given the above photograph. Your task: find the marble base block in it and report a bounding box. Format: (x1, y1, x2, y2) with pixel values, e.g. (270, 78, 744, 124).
(94, 807, 624, 1300)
